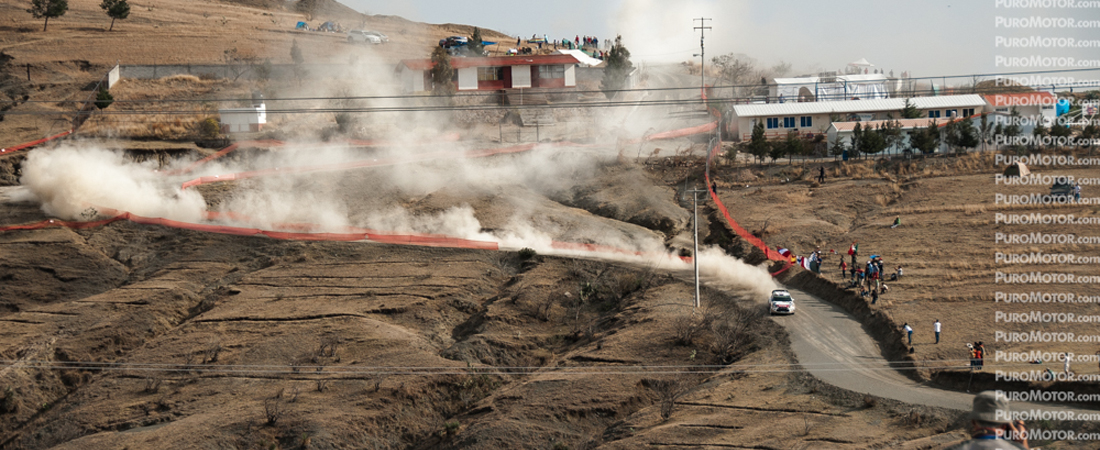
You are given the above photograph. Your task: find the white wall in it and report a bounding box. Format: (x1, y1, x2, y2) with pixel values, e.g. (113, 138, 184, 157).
(457, 67, 478, 91)
(511, 65, 531, 88)
(564, 65, 576, 87)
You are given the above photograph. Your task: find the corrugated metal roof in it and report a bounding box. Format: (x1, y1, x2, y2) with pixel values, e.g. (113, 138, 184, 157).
(732, 94, 986, 117)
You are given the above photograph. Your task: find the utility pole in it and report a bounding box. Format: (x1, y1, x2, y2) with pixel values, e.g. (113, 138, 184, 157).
(693, 17, 711, 103)
(686, 187, 708, 312)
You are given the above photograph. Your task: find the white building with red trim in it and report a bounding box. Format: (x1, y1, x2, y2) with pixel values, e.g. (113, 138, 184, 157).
(983, 92, 1057, 127)
(396, 54, 584, 93)
(728, 94, 988, 142)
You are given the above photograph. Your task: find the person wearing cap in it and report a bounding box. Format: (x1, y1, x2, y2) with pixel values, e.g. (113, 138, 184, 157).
(946, 391, 1029, 449)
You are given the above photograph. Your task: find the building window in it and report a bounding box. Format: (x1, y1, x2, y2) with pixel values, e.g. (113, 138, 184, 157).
(766, 118, 779, 129)
(477, 67, 503, 81)
(783, 117, 795, 128)
(963, 108, 975, 117)
(538, 65, 565, 78)
(928, 110, 941, 118)
(800, 116, 812, 127)
(946, 109, 958, 118)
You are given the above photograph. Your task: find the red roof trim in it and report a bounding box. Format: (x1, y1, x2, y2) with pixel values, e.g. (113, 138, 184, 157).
(984, 92, 1057, 107)
(399, 54, 581, 71)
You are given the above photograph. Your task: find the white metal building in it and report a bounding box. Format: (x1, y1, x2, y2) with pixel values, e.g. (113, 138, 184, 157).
(728, 94, 987, 141)
(771, 73, 889, 102)
(219, 102, 266, 133)
(984, 92, 1057, 128)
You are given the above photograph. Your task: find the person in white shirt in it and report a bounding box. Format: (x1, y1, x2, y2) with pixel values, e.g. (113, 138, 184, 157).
(934, 319, 941, 344)
(1064, 353, 1071, 375)
(904, 323, 913, 345)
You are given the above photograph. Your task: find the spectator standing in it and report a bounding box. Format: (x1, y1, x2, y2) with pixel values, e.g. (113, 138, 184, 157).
(818, 166, 825, 183)
(904, 323, 913, 344)
(840, 260, 847, 278)
(934, 319, 941, 344)
(1064, 353, 1071, 375)
(848, 241, 858, 266)
(981, 341, 990, 369)
(945, 391, 1029, 449)
(871, 289, 878, 305)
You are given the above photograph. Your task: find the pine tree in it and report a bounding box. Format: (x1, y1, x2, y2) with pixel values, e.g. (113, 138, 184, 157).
(468, 27, 484, 56)
(429, 46, 455, 96)
(95, 86, 113, 109)
(901, 98, 922, 119)
(747, 120, 769, 163)
(600, 35, 633, 100)
(829, 133, 847, 159)
(27, 0, 67, 32)
(100, 0, 129, 31)
(850, 122, 863, 159)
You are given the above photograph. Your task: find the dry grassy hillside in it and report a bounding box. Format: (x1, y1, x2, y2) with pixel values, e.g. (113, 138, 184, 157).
(0, 0, 519, 148)
(713, 152, 1100, 383)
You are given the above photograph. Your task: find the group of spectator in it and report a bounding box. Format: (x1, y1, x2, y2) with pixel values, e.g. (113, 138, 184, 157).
(840, 242, 900, 305)
(514, 34, 608, 59)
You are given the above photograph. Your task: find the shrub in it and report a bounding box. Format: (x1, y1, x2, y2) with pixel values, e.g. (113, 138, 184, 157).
(517, 247, 537, 260)
(444, 420, 460, 436)
(198, 117, 220, 139)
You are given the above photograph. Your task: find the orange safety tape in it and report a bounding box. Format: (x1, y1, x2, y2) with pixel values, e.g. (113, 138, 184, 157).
(0, 130, 74, 156)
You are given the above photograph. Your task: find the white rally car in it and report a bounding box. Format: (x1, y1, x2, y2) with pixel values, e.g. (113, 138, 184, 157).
(769, 289, 796, 315)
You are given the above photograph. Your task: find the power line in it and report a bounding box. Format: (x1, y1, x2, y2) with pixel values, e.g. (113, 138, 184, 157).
(9, 67, 1100, 105)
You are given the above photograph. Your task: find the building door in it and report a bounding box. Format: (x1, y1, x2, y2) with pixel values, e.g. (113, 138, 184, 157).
(530, 66, 540, 88)
(503, 65, 512, 89)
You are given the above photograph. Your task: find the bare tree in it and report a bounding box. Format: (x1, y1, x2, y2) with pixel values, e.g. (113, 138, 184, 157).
(641, 377, 695, 421)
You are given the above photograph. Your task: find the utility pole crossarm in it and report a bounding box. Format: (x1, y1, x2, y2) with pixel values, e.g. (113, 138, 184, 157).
(693, 18, 712, 104)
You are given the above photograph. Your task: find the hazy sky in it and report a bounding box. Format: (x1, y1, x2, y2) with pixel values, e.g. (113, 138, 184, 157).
(345, 0, 1100, 80)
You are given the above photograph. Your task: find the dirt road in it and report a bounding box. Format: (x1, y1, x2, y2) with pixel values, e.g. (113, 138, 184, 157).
(776, 285, 1096, 414)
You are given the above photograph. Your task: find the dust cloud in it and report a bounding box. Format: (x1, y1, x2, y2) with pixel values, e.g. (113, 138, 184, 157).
(20, 145, 207, 222)
(15, 35, 777, 298)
